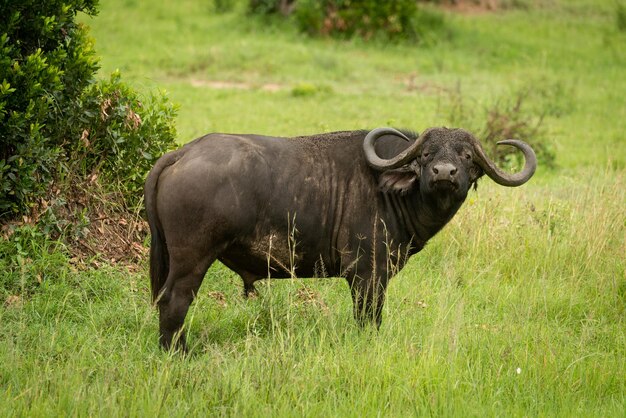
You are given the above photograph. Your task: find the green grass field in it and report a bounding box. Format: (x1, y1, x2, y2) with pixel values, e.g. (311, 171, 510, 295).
(1, 0, 625, 416)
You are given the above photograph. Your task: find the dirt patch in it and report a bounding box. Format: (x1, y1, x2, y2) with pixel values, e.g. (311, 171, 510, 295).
(295, 287, 329, 313)
(189, 79, 283, 92)
(401, 72, 454, 94)
(208, 291, 228, 307)
(2, 176, 149, 271)
(64, 181, 149, 270)
(4, 295, 22, 308)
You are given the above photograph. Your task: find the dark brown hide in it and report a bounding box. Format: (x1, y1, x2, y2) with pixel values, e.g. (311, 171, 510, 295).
(145, 128, 536, 350)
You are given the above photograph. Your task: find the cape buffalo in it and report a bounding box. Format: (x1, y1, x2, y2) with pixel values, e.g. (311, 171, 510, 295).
(145, 127, 536, 350)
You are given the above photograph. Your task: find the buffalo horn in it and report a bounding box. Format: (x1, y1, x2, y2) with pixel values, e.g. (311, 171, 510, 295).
(471, 138, 537, 186)
(363, 127, 425, 170)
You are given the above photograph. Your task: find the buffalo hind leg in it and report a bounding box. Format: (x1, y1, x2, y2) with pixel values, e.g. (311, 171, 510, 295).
(347, 276, 388, 328)
(158, 250, 215, 351)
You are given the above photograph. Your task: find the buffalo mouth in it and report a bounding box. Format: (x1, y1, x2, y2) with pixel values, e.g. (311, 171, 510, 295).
(430, 179, 459, 191)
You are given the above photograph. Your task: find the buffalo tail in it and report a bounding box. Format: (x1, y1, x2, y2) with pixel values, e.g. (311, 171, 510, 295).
(144, 149, 182, 303)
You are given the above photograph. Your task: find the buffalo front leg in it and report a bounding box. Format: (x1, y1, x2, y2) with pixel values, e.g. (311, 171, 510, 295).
(347, 275, 388, 328)
(157, 251, 215, 351)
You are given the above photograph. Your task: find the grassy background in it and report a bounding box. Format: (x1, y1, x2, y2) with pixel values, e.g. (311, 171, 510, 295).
(1, 0, 625, 415)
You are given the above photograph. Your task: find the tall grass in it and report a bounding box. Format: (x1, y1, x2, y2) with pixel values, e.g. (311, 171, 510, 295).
(1, 171, 623, 416)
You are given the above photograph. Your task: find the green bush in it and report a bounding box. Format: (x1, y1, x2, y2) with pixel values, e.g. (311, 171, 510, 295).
(0, 0, 177, 222)
(479, 93, 556, 170)
(290, 82, 332, 97)
(68, 71, 177, 208)
(213, 0, 235, 13)
(248, 0, 296, 15)
(617, 3, 626, 32)
(0, 0, 99, 219)
(294, 0, 433, 41)
(442, 85, 557, 170)
(245, 0, 446, 42)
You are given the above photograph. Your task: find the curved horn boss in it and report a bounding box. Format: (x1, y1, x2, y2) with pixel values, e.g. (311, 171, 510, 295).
(362, 127, 425, 170)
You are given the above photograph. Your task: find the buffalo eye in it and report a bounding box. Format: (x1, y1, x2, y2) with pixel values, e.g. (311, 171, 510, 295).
(421, 152, 430, 159)
(465, 153, 472, 160)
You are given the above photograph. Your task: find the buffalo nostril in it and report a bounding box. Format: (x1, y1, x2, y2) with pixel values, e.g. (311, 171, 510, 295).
(433, 163, 457, 178)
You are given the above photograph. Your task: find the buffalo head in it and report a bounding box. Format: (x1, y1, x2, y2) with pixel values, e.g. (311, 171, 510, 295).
(362, 127, 537, 209)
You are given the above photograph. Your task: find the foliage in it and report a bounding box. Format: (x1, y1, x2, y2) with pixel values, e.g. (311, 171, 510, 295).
(69, 72, 177, 208)
(417, 0, 533, 8)
(441, 85, 557, 170)
(0, 0, 177, 223)
(211, 0, 237, 13)
(245, 0, 445, 41)
(294, 0, 435, 41)
(479, 92, 556, 169)
(0, 0, 99, 219)
(617, 2, 626, 32)
(248, 0, 296, 15)
(290, 82, 332, 97)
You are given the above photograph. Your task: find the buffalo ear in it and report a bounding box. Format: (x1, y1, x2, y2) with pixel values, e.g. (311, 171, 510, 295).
(378, 164, 419, 195)
(469, 164, 484, 181)
(469, 165, 484, 190)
